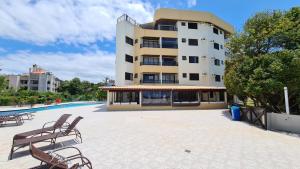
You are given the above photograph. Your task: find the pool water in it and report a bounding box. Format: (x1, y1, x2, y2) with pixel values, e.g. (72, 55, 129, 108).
(0, 102, 102, 116)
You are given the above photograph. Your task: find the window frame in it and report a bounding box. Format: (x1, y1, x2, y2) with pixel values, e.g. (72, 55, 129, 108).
(188, 22, 198, 29)
(189, 56, 199, 63)
(188, 39, 198, 46)
(215, 75, 221, 82)
(189, 73, 199, 81)
(125, 36, 133, 46)
(125, 72, 133, 81)
(213, 27, 219, 34)
(214, 43, 220, 50)
(214, 59, 220, 66)
(125, 54, 133, 63)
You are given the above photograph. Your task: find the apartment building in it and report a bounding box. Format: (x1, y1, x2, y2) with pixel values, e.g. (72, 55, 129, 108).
(6, 64, 60, 92)
(102, 8, 234, 110)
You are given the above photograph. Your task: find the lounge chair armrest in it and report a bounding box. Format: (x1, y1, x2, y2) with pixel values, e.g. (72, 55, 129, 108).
(49, 156, 92, 169)
(50, 146, 82, 155)
(42, 121, 56, 129)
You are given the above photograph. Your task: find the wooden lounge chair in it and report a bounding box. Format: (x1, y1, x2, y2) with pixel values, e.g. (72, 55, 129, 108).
(10, 116, 83, 160)
(0, 114, 23, 126)
(30, 143, 92, 169)
(13, 114, 72, 141)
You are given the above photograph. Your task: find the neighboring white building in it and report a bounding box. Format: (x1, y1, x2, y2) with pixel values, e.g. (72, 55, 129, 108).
(102, 8, 234, 110)
(6, 64, 61, 92)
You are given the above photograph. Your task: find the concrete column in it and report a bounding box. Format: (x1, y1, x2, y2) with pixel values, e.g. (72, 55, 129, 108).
(139, 90, 142, 107)
(170, 90, 173, 107)
(224, 91, 227, 103)
(106, 91, 110, 105)
(284, 87, 290, 114)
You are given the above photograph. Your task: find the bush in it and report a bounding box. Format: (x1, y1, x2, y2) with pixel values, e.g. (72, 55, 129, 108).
(0, 96, 15, 106)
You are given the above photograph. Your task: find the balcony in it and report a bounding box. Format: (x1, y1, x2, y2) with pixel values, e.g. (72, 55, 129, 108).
(162, 61, 178, 66)
(140, 79, 161, 84)
(157, 24, 177, 31)
(140, 61, 161, 66)
(162, 80, 179, 84)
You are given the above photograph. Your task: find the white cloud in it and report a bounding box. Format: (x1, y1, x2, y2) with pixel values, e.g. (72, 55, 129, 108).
(0, 51, 115, 82)
(187, 0, 197, 8)
(0, 0, 154, 45)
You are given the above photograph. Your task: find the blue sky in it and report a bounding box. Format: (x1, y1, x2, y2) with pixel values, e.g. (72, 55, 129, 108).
(0, 0, 298, 82)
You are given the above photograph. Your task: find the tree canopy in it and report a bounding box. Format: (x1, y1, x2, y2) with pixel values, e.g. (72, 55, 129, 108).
(225, 7, 300, 113)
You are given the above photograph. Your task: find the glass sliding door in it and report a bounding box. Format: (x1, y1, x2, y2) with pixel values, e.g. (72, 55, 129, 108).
(142, 90, 171, 105)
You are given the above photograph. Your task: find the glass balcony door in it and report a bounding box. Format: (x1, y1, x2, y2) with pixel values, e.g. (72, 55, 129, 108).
(162, 73, 178, 84)
(142, 74, 160, 83)
(142, 56, 160, 65)
(162, 56, 177, 66)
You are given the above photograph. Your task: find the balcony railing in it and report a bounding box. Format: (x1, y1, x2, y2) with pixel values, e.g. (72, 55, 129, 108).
(140, 79, 161, 84)
(140, 61, 160, 65)
(162, 80, 179, 84)
(140, 40, 160, 48)
(158, 25, 177, 31)
(162, 61, 178, 66)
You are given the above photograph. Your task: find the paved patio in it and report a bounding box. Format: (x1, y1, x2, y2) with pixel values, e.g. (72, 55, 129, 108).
(1, 104, 300, 169)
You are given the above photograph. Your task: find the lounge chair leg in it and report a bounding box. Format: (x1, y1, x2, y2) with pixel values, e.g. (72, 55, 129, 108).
(9, 146, 14, 160)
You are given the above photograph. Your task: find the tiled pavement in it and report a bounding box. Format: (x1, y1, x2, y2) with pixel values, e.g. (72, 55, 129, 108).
(1, 104, 300, 169)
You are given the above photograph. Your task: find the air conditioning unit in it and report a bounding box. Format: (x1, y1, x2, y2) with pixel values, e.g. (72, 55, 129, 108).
(201, 38, 206, 40)
(201, 56, 206, 58)
(210, 40, 214, 42)
(202, 72, 207, 75)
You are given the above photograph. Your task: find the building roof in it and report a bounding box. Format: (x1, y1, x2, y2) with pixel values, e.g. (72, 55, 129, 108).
(154, 8, 234, 34)
(101, 85, 226, 91)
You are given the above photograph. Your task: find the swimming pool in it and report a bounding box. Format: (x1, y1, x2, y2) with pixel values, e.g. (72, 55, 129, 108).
(0, 102, 102, 116)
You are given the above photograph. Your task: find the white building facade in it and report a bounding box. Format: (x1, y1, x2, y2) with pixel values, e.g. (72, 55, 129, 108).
(103, 8, 234, 110)
(6, 64, 61, 92)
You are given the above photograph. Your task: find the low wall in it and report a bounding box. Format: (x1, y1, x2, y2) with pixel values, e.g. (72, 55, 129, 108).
(107, 102, 227, 111)
(267, 113, 300, 134)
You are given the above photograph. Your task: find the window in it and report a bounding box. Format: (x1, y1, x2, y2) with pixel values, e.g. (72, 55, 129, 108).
(189, 56, 199, 63)
(214, 43, 219, 50)
(221, 60, 224, 65)
(125, 54, 133, 63)
(220, 45, 223, 49)
(134, 73, 138, 78)
(135, 39, 138, 44)
(182, 73, 187, 78)
(220, 30, 223, 34)
(188, 22, 197, 29)
(213, 27, 219, 34)
(188, 39, 198, 46)
(125, 72, 133, 80)
(161, 38, 178, 48)
(219, 91, 225, 101)
(182, 56, 187, 60)
(214, 59, 220, 66)
(209, 91, 214, 98)
(181, 22, 186, 26)
(135, 56, 138, 61)
(189, 73, 199, 80)
(182, 38, 186, 43)
(125, 36, 133, 46)
(215, 75, 221, 82)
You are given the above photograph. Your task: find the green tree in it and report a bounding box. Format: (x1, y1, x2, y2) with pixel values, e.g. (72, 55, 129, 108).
(0, 75, 7, 92)
(225, 7, 300, 113)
